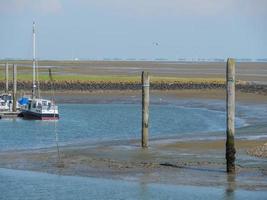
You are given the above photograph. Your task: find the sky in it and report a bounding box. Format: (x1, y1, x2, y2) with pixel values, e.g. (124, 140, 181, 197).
(0, 0, 266, 60)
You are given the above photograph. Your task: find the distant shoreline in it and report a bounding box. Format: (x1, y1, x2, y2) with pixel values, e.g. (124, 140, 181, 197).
(1, 59, 267, 63)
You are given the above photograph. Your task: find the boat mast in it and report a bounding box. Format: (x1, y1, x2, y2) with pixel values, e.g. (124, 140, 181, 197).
(32, 21, 36, 98)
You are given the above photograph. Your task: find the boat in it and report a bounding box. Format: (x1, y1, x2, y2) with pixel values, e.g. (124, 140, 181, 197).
(0, 93, 19, 113)
(0, 93, 12, 111)
(20, 22, 59, 120)
(20, 98, 59, 120)
(0, 63, 19, 112)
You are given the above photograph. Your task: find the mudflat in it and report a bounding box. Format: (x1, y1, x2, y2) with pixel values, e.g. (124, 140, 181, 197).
(48, 89, 267, 104)
(0, 137, 266, 190)
(1, 61, 267, 82)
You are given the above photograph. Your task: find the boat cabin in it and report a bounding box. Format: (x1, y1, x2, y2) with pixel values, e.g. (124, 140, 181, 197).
(27, 98, 58, 114)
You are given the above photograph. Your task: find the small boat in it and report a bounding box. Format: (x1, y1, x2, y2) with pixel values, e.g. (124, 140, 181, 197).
(0, 93, 12, 111)
(21, 98, 59, 120)
(0, 93, 19, 112)
(20, 22, 59, 120)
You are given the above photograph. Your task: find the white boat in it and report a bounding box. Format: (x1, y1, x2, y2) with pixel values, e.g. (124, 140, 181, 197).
(0, 93, 12, 111)
(20, 22, 59, 120)
(0, 63, 20, 112)
(21, 98, 59, 120)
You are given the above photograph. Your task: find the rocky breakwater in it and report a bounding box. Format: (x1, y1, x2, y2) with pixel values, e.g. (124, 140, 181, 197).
(247, 143, 267, 158)
(0, 80, 266, 94)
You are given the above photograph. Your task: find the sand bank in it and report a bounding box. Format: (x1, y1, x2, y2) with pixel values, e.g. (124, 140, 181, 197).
(0, 138, 266, 190)
(46, 89, 267, 104)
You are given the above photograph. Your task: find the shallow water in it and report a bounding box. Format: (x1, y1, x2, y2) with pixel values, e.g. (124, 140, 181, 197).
(0, 168, 266, 200)
(1, 99, 267, 200)
(0, 101, 252, 151)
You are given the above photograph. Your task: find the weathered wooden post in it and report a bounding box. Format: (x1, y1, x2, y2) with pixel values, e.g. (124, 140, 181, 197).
(5, 63, 9, 93)
(226, 58, 236, 173)
(142, 71, 150, 148)
(12, 64, 17, 112)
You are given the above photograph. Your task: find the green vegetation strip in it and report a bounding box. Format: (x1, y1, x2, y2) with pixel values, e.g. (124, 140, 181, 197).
(0, 74, 226, 84)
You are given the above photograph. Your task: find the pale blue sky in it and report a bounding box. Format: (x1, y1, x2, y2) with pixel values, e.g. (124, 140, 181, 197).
(0, 0, 266, 60)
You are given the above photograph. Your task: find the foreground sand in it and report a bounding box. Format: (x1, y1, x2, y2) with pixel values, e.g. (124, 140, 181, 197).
(0, 138, 266, 190)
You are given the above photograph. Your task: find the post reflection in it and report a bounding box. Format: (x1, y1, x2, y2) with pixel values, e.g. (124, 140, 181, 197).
(225, 173, 236, 200)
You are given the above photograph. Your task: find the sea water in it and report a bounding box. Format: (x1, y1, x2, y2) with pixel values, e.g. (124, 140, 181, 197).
(0, 99, 267, 151)
(0, 168, 266, 200)
(1, 99, 267, 200)
(0, 101, 249, 151)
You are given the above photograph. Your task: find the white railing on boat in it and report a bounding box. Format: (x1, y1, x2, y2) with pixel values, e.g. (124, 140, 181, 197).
(39, 105, 58, 111)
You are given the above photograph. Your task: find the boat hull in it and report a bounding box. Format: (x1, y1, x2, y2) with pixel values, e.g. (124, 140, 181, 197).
(21, 110, 59, 120)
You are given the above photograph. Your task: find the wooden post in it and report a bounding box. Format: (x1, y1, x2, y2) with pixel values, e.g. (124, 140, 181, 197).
(226, 58, 236, 173)
(5, 63, 9, 93)
(141, 71, 150, 148)
(12, 64, 17, 112)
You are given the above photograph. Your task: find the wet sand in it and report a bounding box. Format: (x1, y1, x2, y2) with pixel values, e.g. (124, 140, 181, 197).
(0, 138, 266, 190)
(0, 90, 267, 190)
(47, 89, 267, 104)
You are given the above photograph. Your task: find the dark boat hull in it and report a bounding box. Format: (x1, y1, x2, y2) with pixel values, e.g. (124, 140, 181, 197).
(21, 110, 59, 120)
